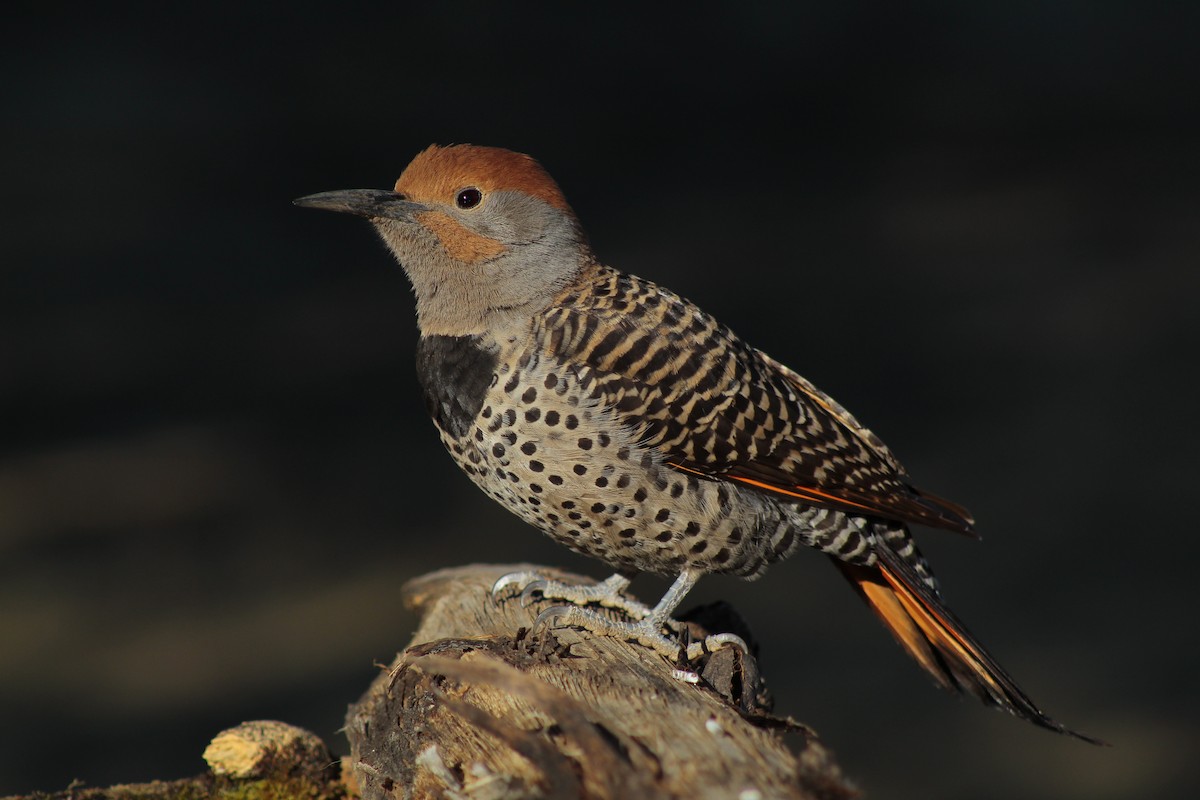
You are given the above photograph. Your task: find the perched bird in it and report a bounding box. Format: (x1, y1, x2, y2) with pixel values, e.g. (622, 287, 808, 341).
(296, 144, 1100, 743)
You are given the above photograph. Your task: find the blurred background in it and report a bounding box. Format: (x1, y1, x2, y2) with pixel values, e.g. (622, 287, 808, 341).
(2, 2, 1197, 798)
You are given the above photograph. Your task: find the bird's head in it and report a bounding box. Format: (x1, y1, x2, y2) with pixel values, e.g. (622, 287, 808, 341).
(295, 144, 592, 338)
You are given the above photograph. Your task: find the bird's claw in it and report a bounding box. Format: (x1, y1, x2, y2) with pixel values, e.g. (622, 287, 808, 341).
(492, 570, 651, 618)
(682, 632, 750, 661)
(491, 571, 543, 599)
(519, 580, 549, 608)
(498, 569, 747, 681)
(532, 604, 575, 632)
(490, 572, 556, 608)
(533, 604, 746, 673)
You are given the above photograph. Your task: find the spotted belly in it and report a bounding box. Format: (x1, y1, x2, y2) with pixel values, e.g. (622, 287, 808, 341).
(437, 358, 786, 576)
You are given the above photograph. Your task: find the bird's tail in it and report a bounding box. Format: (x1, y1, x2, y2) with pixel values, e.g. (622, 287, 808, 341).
(833, 544, 1106, 745)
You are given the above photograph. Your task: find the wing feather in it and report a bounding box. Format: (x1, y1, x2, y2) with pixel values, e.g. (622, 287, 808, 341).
(558, 269, 974, 534)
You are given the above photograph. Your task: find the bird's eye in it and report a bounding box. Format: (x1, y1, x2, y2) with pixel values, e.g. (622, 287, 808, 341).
(456, 187, 483, 209)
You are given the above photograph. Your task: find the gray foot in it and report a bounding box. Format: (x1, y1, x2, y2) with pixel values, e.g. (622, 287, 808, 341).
(492, 570, 652, 620)
(534, 605, 748, 663)
(493, 568, 748, 669)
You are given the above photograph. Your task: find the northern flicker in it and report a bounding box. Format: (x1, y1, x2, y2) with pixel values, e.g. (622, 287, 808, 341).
(295, 144, 1100, 743)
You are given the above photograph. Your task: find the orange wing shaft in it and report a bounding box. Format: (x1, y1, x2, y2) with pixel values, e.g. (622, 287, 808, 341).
(667, 462, 975, 534)
(726, 474, 883, 514)
(667, 462, 887, 515)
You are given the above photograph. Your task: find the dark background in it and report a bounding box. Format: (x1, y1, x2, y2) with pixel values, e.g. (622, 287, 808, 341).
(3, 3, 1197, 798)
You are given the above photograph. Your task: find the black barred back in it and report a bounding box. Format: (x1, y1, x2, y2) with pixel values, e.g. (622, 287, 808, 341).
(541, 269, 949, 529)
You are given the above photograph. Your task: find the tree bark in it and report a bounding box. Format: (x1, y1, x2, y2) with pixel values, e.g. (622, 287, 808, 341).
(345, 564, 855, 800)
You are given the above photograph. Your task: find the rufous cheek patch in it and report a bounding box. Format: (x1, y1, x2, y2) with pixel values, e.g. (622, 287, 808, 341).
(417, 210, 506, 263)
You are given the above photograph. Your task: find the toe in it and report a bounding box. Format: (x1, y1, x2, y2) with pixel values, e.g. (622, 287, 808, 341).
(491, 571, 544, 598)
(519, 580, 550, 607)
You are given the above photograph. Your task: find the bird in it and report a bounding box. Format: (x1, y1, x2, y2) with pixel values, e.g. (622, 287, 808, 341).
(295, 144, 1101, 743)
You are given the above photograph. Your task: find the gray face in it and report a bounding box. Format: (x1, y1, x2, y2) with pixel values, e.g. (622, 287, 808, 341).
(373, 187, 591, 339)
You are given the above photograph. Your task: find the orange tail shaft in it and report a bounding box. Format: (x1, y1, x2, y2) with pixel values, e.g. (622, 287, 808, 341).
(834, 546, 1105, 744)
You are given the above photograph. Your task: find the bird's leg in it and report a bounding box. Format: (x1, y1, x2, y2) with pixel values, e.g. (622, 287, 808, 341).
(530, 568, 749, 663)
(492, 570, 654, 620)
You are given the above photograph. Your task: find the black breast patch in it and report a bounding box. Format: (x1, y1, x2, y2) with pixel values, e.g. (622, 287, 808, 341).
(415, 334, 499, 440)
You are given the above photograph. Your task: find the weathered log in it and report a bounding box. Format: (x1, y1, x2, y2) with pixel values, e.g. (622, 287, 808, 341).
(345, 564, 855, 800)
